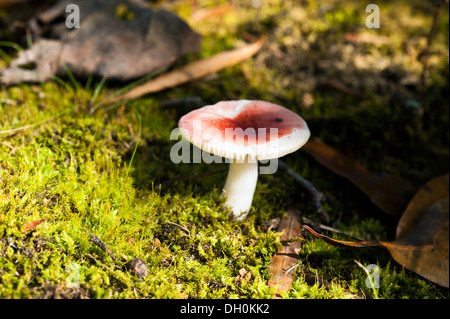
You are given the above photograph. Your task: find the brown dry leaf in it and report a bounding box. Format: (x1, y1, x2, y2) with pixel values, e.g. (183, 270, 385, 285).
(190, 3, 235, 22)
(434, 223, 449, 257)
(268, 208, 302, 297)
(303, 196, 449, 287)
(1, 0, 202, 84)
(22, 219, 47, 232)
(107, 36, 266, 104)
(302, 138, 415, 218)
(235, 267, 252, 283)
(386, 197, 448, 287)
(396, 174, 449, 239)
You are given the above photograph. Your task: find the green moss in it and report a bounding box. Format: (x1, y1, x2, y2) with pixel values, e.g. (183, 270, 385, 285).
(0, 0, 448, 299)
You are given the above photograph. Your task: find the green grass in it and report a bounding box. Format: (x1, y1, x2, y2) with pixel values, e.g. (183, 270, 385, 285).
(0, 0, 448, 299)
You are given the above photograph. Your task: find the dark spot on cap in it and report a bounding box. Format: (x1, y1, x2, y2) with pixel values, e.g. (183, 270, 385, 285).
(275, 118, 283, 122)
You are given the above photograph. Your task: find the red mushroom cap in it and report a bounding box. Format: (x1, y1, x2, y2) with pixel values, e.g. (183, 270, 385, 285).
(178, 100, 310, 161)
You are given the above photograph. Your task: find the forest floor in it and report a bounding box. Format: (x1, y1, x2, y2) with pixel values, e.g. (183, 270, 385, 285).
(0, 0, 449, 299)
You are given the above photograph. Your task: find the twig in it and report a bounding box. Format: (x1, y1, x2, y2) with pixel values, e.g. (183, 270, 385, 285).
(322, 79, 361, 98)
(278, 160, 329, 223)
(283, 261, 302, 275)
(90, 233, 117, 261)
(0, 140, 18, 154)
(419, 0, 447, 101)
(354, 260, 379, 298)
(283, 256, 308, 275)
(166, 221, 191, 237)
(302, 217, 365, 241)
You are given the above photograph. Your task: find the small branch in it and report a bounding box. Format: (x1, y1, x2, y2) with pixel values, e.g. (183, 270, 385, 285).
(278, 160, 329, 223)
(302, 217, 365, 241)
(283, 261, 302, 275)
(419, 0, 447, 101)
(166, 221, 191, 237)
(354, 260, 379, 298)
(0, 140, 18, 155)
(90, 233, 117, 261)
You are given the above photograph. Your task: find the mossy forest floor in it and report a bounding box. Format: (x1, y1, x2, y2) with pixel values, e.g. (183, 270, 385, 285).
(0, 0, 449, 299)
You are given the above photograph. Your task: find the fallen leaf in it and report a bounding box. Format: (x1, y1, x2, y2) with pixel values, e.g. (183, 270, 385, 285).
(235, 267, 252, 283)
(106, 36, 266, 104)
(190, 3, 235, 22)
(396, 174, 449, 239)
(302, 225, 380, 248)
(303, 194, 449, 287)
(22, 219, 47, 232)
(386, 197, 448, 287)
(268, 208, 302, 297)
(1, 0, 202, 84)
(302, 138, 415, 218)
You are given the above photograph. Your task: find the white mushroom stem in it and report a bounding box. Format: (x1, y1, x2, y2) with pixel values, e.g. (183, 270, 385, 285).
(222, 157, 258, 221)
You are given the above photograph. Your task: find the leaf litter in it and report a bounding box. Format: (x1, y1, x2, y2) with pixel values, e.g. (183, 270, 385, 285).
(302, 138, 416, 219)
(0, 0, 202, 84)
(268, 208, 302, 297)
(302, 174, 449, 288)
(104, 35, 266, 105)
(269, 148, 447, 291)
(0, 0, 448, 299)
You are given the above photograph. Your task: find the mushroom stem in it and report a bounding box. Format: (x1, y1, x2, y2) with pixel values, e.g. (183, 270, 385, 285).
(222, 157, 258, 220)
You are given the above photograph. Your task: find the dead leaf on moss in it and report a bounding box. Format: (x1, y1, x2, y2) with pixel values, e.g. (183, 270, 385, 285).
(235, 267, 252, 283)
(387, 196, 448, 287)
(302, 138, 415, 218)
(268, 208, 302, 297)
(396, 174, 449, 239)
(22, 219, 47, 232)
(303, 180, 449, 288)
(106, 35, 266, 104)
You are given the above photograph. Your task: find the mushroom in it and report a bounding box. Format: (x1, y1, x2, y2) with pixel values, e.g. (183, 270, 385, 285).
(178, 100, 310, 220)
